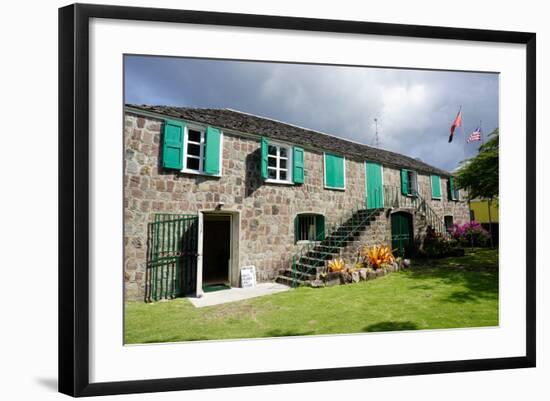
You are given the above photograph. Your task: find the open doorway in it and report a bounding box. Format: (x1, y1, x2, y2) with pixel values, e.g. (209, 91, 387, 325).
(202, 214, 231, 291)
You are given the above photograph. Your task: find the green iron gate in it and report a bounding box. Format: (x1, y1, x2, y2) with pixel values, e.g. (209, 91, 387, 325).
(391, 212, 413, 257)
(145, 213, 198, 302)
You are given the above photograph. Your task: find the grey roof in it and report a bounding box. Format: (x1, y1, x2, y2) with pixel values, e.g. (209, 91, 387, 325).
(126, 105, 452, 177)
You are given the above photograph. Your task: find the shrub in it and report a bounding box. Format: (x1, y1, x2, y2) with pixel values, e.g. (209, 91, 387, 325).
(354, 262, 365, 270)
(448, 221, 490, 247)
(360, 245, 395, 270)
(327, 258, 345, 272)
(422, 226, 456, 257)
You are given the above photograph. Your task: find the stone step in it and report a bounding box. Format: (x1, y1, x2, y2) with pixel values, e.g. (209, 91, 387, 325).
(334, 224, 368, 233)
(290, 263, 323, 274)
(335, 224, 371, 235)
(304, 250, 334, 260)
(299, 256, 328, 267)
(327, 233, 358, 241)
(341, 214, 378, 224)
(275, 275, 321, 288)
(280, 269, 317, 281)
(320, 238, 357, 247)
(313, 245, 340, 254)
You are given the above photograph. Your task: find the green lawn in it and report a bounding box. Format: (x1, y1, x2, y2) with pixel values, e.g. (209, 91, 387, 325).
(125, 248, 499, 344)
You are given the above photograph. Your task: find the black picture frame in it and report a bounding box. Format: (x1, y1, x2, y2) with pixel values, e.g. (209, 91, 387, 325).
(59, 3, 536, 397)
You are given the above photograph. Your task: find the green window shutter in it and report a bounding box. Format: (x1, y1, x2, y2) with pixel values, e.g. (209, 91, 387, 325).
(315, 215, 325, 240)
(204, 126, 221, 175)
(162, 119, 185, 170)
(324, 153, 345, 189)
(366, 162, 384, 209)
(260, 137, 269, 180)
(431, 175, 441, 199)
(293, 146, 305, 184)
(400, 169, 409, 196)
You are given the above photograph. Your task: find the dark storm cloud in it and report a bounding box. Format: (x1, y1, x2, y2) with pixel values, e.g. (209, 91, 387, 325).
(125, 56, 499, 171)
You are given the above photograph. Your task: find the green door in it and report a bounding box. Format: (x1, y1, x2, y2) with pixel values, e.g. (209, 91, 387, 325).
(366, 162, 384, 209)
(391, 212, 413, 257)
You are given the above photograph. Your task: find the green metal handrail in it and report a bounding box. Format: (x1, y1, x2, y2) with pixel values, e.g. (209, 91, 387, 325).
(414, 192, 449, 237)
(382, 185, 419, 209)
(381, 185, 448, 236)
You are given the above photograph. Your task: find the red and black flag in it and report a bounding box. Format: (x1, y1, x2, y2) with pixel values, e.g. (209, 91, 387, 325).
(448, 107, 462, 143)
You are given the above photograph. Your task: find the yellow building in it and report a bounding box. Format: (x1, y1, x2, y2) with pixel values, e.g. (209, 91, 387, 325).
(469, 199, 499, 223)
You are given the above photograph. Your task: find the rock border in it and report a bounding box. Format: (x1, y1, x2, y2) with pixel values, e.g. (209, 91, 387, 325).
(319, 258, 410, 287)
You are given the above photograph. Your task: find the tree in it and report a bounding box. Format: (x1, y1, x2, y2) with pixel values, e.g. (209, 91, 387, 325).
(456, 128, 499, 200)
(456, 128, 498, 248)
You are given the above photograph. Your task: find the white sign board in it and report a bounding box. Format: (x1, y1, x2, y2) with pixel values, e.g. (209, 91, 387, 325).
(240, 265, 257, 288)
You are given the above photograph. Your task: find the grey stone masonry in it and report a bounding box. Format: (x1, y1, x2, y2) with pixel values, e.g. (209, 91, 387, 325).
(339, 210, 391, 262)
(124, 111, 470, 300)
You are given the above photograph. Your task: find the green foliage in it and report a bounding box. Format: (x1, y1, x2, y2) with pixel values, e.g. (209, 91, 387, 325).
(421, 226, 457, 257)
(456, 128, 499, 200)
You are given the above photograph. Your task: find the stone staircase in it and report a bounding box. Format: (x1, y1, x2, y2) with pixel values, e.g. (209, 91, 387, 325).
(276, 208, 384, 287)
(275, 185, 451, 288)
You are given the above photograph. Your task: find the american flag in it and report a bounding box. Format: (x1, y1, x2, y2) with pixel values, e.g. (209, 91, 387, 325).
(467, 127, 481, 143)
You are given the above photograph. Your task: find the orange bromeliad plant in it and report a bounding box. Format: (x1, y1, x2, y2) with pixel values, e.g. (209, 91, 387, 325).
(361, 245, 395, 270)
(327, 258, 346, 273)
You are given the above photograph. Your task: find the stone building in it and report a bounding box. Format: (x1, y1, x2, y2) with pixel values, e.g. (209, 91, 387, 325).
(124, 105, 469, 301)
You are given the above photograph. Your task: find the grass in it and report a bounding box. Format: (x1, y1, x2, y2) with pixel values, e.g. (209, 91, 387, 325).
(125, 248, 498, 344)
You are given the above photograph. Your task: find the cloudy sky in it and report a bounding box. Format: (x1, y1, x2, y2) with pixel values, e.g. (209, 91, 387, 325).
(125, 56, 499, 172)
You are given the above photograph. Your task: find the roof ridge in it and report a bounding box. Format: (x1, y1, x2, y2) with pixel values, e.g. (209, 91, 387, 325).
(222, 107, 450, 174)
(222, 107, 378, 150)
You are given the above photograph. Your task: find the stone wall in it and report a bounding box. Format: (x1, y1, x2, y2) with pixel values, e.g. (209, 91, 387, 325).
(124, 113, 368, 300)
(383, 167, 470, 240)
(124, 112, 470, 300)
(339, 210, 392, 262)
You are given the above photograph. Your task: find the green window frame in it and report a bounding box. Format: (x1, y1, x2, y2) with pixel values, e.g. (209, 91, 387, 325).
(324, 153, 345, 190)
(444, 215, 454, 232)
(294, 213, 325, 243)
(448, 177, 459, 201)
(161, 118, 223, 176)
(261, 137, 269, 180)
(261, 137, 304, 185)
(431, 175, 442, 199)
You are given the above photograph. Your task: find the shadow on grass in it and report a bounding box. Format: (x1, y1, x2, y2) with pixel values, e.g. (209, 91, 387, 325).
(363, 321, 419, 332)
(445, 291, 479, 303)
(266, 329, 315, 337)
(406, 249, 499, 304)
(408, 284, 436, 291)
(132, 335, 211, 343)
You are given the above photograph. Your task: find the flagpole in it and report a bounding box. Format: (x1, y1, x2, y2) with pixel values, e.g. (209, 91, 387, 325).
(480, 120, 484, 146)
(462, 107, 466, 161)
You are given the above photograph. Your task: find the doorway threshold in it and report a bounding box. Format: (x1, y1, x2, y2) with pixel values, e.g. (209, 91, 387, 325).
(203, 283, 231, 293)
(189, 283, 290, 308)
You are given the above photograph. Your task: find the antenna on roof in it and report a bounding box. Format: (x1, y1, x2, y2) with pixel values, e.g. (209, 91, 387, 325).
(374, 118, 380, 148)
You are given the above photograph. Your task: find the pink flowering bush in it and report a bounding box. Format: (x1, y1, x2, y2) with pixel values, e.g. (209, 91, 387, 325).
(448, 221, 490, 247)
